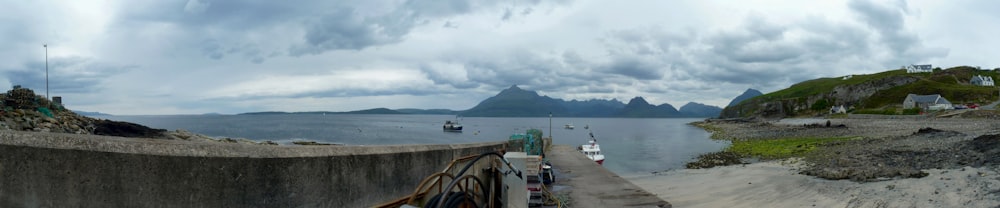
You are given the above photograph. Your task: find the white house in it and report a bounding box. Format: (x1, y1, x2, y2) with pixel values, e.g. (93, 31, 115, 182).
(905, 64, 933, 73)
(829, 105, 847, 114)
(971, 75, 995, 86)
(903, 94, 952, 110)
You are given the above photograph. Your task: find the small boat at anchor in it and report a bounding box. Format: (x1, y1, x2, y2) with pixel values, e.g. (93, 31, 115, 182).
(443, 120, 463, 132)
(580, 132, 605, 165)
(564, 124, 575, 129)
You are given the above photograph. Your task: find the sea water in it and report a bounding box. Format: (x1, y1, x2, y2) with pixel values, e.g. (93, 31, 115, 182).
(101, 114, 729, 176)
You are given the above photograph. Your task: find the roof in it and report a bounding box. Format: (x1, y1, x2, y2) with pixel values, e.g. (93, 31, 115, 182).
(910, 64, 932, 70)
(906, 94, 951, 105)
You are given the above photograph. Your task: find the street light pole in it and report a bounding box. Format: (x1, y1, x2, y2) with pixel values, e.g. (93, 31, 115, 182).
(44, 44, 48, 100)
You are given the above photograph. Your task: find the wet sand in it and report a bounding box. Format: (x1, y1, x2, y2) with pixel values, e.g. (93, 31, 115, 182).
(628, 160, 1000, 207)
(628, 117, 1000, 207)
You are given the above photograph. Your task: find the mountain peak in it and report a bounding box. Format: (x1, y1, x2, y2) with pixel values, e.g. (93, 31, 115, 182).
(728, 88, 764, 107)
(497, 84, 535, 96)
(743, 88, 762, 95)
(508, 85, 521, 90)
(626, 97, 650, 106)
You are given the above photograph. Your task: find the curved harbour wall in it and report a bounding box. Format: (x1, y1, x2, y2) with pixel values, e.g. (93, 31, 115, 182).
(0, 131, 505, 208)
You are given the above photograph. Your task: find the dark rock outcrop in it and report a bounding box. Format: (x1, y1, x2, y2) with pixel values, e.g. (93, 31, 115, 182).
(93, 119, 166, 138)
(686, 152, 745, 169)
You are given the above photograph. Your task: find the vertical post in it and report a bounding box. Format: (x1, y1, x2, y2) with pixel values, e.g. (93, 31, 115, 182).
(44, 44, 49, 101)
(548, 112, 552, 140)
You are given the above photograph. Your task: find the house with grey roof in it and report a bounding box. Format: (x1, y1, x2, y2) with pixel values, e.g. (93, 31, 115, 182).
(906, 64, 933, 73)
(971, 75, 995, 86)
(829, 105, 847, 114)
(903, 94, 952, 110)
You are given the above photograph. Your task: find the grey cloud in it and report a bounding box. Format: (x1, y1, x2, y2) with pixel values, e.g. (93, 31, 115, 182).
(290, 8, 407, 55)
(423, 49, 590, 92)
(211, 85, 449, 101)
(3, 57, 134, 94)
(183, 0, 210, 13)
(521, 7, 534, 16)
(402, 0, 475, 17)
(201, 40, 224, 60)
(119, 0, 570, 60)
(418, 63, 480, 89)
(602, 55, 665, 80)
(848, 0, 947, 64)
(588, 0, 945, 96)
(291, 0, 567, 55)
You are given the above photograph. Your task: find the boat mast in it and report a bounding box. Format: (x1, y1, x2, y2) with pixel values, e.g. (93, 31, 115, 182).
(548, 112, 552, 140)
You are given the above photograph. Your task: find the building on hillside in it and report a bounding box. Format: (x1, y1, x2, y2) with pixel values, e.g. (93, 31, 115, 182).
(903, 94, 953, 110)
(830, 105, 847, 114)
(971, 75, 995, 86)
(905, 64, 933, 73)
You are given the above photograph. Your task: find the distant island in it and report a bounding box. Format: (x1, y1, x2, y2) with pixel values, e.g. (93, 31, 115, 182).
(241, 85, 727, 118)
(239, 108, 408, 115)
(73, 110, 113, 117)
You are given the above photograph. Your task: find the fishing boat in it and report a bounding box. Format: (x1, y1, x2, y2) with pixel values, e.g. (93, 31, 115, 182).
(564, 124, 575, 129)
(443, 120, 463, 132)
(580, 132, 605, 165)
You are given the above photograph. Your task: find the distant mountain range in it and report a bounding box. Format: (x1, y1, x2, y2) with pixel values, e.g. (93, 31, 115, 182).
(241, 85, 733, 118)
(459, 85, 720, 118)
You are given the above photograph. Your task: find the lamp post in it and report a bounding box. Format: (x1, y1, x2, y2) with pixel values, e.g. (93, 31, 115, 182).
(43, 44, 48, 100)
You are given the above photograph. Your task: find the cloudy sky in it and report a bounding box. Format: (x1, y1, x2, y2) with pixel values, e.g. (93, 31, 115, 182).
(2, 0, 997, 115)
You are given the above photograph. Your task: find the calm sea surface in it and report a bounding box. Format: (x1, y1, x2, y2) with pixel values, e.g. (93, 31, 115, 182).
(99, 114, 729, 176)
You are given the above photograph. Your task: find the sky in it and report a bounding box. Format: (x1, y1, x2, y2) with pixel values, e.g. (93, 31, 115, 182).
(2, 0, 998, 115)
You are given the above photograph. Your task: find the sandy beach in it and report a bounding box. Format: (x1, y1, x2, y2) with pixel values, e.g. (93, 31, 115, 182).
(627, 117, 1000, 207)
(628, 160, 1000, 207)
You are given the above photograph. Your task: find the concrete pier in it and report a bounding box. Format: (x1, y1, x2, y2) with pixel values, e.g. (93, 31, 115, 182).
(0, 130, 504, 208)
(0, 129, 667, 207)
(547, 145, 671, 208)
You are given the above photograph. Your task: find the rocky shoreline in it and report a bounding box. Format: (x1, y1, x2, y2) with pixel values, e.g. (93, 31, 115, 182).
(1, 87, 330, 146)
(690, 116, 1000, 182)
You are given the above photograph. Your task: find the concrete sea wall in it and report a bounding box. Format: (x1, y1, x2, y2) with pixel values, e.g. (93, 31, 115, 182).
(0, 130, 505, 207)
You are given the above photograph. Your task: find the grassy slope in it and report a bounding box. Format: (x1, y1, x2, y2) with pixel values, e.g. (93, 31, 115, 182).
(865, 67, 999, 108)
(749, 66, 999, 112)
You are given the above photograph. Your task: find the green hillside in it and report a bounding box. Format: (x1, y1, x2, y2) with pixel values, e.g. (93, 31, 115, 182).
(723, 66, 999, 118)
(864, 67, 998, 108)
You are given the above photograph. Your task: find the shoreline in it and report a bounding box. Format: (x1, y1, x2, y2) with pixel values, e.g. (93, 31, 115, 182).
(626, 117, 1000, 207)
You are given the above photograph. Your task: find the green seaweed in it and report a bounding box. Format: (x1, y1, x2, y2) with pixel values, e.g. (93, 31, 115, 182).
(727, 137, 858, 159)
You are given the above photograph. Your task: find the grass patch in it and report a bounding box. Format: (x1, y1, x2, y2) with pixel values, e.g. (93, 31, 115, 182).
(727, 137, 858, 159)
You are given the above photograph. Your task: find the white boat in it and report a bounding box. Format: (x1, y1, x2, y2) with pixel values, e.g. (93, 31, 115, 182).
(443, 120, 463, 132)
(580, 132, 605, 165)
(564, 124, 575, 129)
